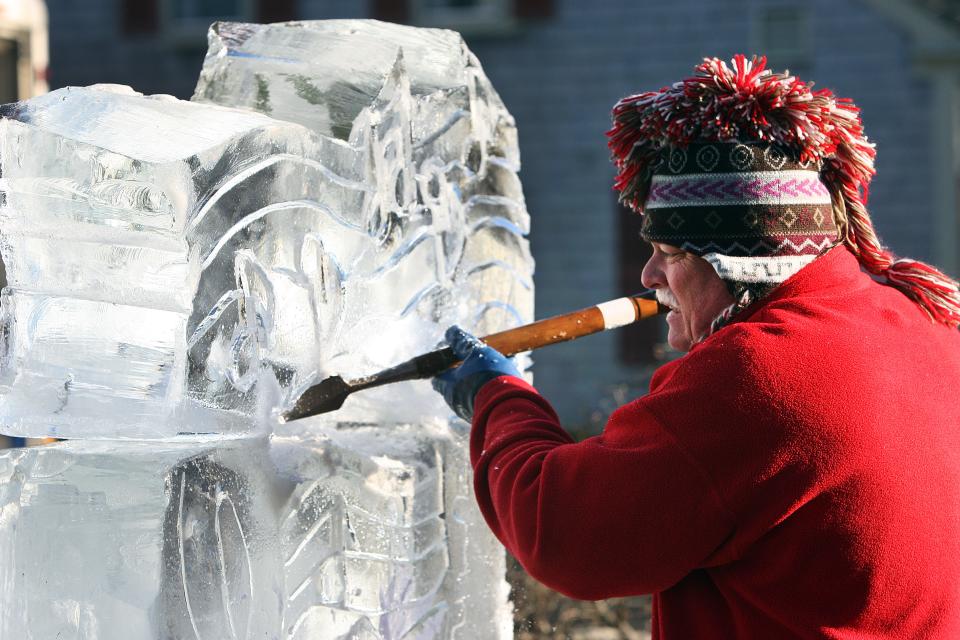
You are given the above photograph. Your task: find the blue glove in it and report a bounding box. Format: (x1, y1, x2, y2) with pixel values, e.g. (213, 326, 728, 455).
(432, 325, 521, 421)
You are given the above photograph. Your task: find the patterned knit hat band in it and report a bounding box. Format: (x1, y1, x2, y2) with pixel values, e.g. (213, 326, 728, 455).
(641, 142, 840, 283)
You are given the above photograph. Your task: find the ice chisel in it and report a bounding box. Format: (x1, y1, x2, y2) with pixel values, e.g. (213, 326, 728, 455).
(282, 290, 666, 422)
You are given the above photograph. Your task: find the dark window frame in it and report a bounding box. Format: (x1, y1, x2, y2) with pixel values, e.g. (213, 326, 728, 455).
(121, 0, 297, 38)
(372, 0, 553, 28)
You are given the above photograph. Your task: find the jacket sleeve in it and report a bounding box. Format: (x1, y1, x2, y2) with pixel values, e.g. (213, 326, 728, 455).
(470, 375, 738, 600)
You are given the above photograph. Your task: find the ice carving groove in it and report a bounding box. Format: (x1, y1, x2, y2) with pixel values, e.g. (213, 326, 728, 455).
(159, 455, 264, 640)
(0, 428, 507, 638)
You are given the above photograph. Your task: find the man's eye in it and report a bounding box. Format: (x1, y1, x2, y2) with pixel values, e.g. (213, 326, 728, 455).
(653, 244, 686, 260)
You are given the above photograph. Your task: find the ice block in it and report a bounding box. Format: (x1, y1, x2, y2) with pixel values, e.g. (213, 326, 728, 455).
(0, 19, 525, 639)
(0, 428, 510, 640)
(0, 437, 281, 639)
(0, 85, 338, 437)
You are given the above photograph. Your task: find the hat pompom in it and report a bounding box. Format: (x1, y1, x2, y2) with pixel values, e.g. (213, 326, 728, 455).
(608, 55, 876, 213)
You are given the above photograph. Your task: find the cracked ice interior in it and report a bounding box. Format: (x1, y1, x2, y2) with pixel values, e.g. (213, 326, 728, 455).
(0, 20, 528, 639)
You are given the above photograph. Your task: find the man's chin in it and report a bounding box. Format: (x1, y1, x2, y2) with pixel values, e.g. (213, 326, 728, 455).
(665, 328, 693, 352)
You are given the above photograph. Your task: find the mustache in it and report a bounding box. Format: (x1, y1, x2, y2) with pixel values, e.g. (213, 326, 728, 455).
(656, 290, 679, 309)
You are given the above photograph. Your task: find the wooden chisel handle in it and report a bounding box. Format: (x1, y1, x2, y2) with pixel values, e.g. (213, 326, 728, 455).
(403, 291, 666, 381)
(481, 291, 663, 356)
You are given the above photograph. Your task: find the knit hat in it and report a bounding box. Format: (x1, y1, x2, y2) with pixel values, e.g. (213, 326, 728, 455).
(643, 140, 838, 329)
(608, 55, 960, 330)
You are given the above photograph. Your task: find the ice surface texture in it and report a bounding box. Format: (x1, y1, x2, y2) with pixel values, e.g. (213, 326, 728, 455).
(0, 19, 532, 438)
(0, 425, 510, 640)
(0, 86, 331, 437)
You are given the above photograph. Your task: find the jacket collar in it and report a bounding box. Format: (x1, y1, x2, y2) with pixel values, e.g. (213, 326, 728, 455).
(708, 244, 864, 334)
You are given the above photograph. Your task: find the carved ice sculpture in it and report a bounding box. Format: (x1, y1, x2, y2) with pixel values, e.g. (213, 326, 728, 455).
(191, 19, 534, 425)
(0, 20, 526, 639)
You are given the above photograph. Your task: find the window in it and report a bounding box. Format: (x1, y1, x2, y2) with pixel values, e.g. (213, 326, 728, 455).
(410, 0, 517, 35)
(122, 0, 160, 35)
(170, 0, 246, 22)
(0, 37, 18, 104)
(160, 0, 255, 43)
(372, 0, 553, 29)
(755, 7, 812, 77)
(123, 0, 295, 38)
(0, 22, 39, 102)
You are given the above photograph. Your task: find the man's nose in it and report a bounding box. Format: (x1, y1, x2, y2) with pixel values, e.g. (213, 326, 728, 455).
(641, 253, 664, 290)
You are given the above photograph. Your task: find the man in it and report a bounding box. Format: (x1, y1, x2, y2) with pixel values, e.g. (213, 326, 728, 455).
(433, 56, 960, 638)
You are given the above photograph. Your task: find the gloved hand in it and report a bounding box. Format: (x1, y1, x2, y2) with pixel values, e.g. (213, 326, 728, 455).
(432, 325, 521, 421)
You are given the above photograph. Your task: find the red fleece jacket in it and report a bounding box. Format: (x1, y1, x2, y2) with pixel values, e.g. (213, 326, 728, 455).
(471, 247, 960, 639)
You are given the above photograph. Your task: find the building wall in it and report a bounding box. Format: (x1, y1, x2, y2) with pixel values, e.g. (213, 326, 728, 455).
(41, 0, 951, 426)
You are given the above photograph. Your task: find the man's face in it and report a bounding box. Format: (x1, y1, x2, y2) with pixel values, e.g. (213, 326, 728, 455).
(640, 242, 736, 352)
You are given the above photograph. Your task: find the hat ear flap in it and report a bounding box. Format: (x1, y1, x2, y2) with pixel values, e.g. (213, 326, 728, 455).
(824, 178, 850, 246)
(826, 172, 960, 326)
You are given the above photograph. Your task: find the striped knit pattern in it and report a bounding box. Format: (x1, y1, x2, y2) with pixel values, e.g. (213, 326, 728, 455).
(641, 142, 839, 260)
(646, 172, 831, 209)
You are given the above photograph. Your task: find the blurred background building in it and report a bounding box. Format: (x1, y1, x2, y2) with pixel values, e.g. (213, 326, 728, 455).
(0, 0, 46, 103)
(5, 0, 960, 427)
